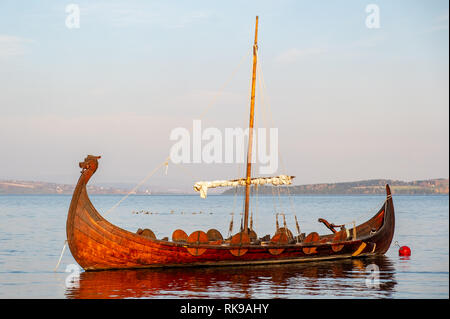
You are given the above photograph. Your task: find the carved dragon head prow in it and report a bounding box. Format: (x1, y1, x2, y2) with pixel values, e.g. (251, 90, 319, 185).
(79, 155, 101, 183)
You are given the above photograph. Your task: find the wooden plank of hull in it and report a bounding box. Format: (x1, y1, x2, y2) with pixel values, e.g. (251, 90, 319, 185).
(67, 156, 395, 271)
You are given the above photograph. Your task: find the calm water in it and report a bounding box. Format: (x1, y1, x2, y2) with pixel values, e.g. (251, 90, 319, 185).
(0, 194, 448, 298)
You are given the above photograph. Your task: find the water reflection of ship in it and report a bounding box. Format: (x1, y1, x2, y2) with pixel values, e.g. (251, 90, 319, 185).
(65, 256, 396, 299)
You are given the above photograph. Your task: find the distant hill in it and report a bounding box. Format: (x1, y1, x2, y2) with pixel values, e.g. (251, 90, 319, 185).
(0, 180, 151, 195)
(1, 178, 448, 195)
(222, 179, 449, 195)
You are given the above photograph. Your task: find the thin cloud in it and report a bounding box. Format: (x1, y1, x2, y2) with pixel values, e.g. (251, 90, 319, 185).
(0, 35, 33, 58)
(351, 34, 386, 48)
(437, 12, 449, 23)
(426, 11, 449, 33)
(275, 48, 326, 64)
(81, 2, 211, 28)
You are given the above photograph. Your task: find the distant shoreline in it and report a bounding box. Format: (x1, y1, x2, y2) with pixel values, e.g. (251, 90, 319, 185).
(1, 178, 448, 195)
(0, 192, 448, 196)
(222, 178, 449, 195)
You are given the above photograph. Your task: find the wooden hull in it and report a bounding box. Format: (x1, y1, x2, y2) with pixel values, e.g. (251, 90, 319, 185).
(67, 156, 395, 271)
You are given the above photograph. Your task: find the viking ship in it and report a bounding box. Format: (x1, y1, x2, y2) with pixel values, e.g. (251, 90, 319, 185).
(66, 17, 395, 271)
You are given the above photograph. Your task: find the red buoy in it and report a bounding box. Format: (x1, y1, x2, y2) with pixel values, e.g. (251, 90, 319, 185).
(399, 246, 411, 256)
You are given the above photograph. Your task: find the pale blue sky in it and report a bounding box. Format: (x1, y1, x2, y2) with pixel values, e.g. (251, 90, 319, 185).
(0, 1, 448, 191)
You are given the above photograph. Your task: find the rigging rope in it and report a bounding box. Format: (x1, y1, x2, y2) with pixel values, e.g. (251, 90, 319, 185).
(104, 156, 170, 215)
(102, 49, 253, 215)
(228, 186, 238, 237)
(254, 184, 259, 232)
(256, 49, 295, 229)
(257, 55, 390, 232)
(198, 49, 252, 120)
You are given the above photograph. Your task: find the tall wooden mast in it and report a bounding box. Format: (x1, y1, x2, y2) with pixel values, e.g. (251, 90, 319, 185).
(243, 16, 259, 233)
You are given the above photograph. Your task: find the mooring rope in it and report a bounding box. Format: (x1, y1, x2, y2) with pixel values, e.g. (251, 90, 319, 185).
(54, 240, 68, 272)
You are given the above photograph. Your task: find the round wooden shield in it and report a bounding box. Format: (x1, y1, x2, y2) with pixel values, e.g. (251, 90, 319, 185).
(206, 229, 223, 241)
(138, 228, 156, 240)
(268, 232, 288, 255)
(186, 230, 209, 256)
(172, 229, 188, 242)
(331, 231, 347, 252)
(229, 232, 250, 257)
(302, 232, 319, 255)
(275, 227, 294, 241)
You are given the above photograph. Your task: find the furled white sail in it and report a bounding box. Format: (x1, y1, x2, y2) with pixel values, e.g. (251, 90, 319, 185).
(193, 175, 294, 198)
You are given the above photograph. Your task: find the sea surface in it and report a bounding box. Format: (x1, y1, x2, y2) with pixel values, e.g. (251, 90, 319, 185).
(0, 194, 448, 299)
